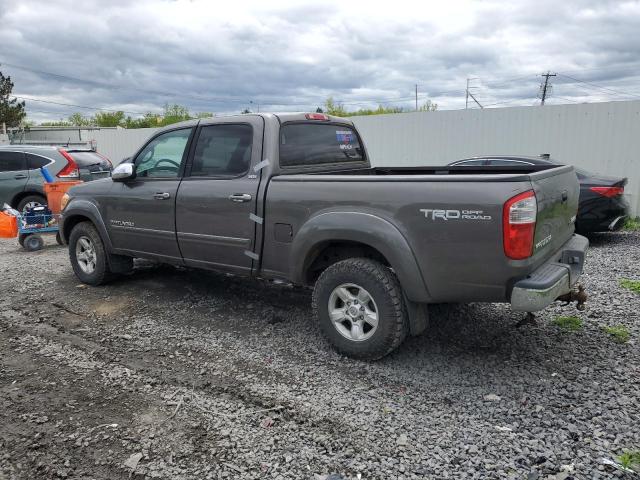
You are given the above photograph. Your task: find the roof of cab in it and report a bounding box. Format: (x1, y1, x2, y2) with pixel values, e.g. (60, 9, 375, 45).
(156, 113, 353, 132)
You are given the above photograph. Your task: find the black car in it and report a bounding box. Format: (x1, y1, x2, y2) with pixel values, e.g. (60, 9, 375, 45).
(448, 156, 629, 234)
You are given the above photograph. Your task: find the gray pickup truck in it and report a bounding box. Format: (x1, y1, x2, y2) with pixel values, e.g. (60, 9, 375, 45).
(59, 112, 588, 359)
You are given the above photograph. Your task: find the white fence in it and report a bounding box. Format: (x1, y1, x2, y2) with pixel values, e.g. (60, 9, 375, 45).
(16, 100, 640, 215)
(351, 100, 640, 216)
(89, 128, 158, 163)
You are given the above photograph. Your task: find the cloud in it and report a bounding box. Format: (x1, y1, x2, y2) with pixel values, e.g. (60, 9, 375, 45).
(1, 0, 639, 122)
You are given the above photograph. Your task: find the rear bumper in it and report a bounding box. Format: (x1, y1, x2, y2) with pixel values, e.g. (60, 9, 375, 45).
(510, 234, 588, 312)
(576, 195, 629, 233)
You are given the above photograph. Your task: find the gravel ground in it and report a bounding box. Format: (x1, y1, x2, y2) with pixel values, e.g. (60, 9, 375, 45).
(0, 231, 639, 480)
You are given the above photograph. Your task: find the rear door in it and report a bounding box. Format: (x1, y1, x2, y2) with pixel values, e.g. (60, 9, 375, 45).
(104, 127, 194, 261)
(175, 117, 263, 274)
(0, 150, 28, 207)
(530, 166, 580, 257)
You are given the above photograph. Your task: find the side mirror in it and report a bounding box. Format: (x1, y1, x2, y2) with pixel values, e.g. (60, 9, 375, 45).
(112, 162, 135, 181)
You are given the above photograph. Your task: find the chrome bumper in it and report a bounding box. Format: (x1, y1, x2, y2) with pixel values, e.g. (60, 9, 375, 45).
(510, 234, 589, 312)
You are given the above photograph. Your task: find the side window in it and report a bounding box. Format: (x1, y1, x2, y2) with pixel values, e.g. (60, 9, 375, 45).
(190, 124, 253, 177)
(134, 128, 192, 178)
(26, 153, 52, 169)
(0, 151, 26, 172)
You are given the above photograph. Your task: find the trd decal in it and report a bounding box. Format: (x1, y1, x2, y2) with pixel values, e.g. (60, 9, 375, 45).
(419, 209, 492, 221)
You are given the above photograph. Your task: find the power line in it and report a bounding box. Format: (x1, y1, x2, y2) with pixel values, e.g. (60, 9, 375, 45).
(556, 73, 640, 99)
(548, 96, 583, 104)
(12, 95, 150, 115)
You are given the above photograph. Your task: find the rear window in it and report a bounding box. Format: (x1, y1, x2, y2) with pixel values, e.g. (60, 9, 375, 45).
(279, 123, 364, 167)
(68, 151, 112, 169)
(26, 153, 53, 169)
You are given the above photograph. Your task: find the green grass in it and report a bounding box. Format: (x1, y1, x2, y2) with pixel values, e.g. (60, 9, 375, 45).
(603, 325, 631, 343)
(618, 450, 640, 471)
(620, 279, 640, 294)
(552, 316, 583, 331)
(623, 217, 640, 231)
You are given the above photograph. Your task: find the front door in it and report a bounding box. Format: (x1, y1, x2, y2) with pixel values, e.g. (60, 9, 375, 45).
(175, 118, 263, 274)
(104, 127, 194, 262)
(0, 150, 28, 207)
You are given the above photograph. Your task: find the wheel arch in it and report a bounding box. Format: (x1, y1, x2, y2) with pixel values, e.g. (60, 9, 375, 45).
(11, 190, 46, 209)
(291, 211, 431, 303)
(61, 201, 113, 253)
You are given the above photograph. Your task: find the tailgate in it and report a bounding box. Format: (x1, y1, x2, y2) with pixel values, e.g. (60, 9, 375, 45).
(530, 165, 580, 257)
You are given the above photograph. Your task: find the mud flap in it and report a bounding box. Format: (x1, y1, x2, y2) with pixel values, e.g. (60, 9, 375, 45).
(404, 296, 428, 336)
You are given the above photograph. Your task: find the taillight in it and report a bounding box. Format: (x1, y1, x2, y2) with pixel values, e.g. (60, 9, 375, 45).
(590, 186, 624, 198)
(57, 149, 80, 178)
(305, 113, 330, 120)
(503, 190, 537, 260)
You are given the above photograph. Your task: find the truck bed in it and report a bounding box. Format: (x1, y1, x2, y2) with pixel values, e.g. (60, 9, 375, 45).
(261, 165, 579, 303)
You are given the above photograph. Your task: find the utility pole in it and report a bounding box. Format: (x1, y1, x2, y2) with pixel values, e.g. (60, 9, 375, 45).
(465, 78, 482, 109)
(415, 84, 418, 111)
(539, 71, 556, 105)
(465, 78, 469, 109)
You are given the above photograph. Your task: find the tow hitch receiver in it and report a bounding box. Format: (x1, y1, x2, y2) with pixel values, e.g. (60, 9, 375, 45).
(556, 284, 587, 311)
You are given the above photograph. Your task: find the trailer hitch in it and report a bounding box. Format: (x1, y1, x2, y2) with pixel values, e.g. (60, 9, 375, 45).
(556, 284, 587, 311)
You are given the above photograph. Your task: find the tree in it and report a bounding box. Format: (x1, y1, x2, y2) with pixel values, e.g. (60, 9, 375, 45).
(68, 112, 93, 126)
(322, 96, 438, 117)
(124, 113, 162, 128)
(161, 103, 191, 125)
(418, 100, 438, 112)
(0, 70, 26, 127)
(324, 97, 347, 117)
(40, 120, 72, 127)
(94, 111, 125, 127)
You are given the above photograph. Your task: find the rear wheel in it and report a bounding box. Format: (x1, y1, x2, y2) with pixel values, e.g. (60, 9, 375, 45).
(312, 258, 408, 360)
(17, 194, 46, 213)
(69, 221, 112, 285)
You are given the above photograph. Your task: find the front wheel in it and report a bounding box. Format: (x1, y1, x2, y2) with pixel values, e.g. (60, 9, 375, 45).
(312, 258, 408, 360)
(69, 221, 112, 285)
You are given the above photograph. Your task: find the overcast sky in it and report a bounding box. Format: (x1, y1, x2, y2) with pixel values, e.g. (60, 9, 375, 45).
(1, 0, 640, 122)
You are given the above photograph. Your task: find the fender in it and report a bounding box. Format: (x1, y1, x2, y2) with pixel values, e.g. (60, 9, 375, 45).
(60, 199, 114, 252)
(290, 211, 431, 302)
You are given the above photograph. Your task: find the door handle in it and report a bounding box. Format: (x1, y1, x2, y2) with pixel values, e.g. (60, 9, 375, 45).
(14, 174, 28, 179)
(228, 193, 252, 203)
(153, 192, 171, 200)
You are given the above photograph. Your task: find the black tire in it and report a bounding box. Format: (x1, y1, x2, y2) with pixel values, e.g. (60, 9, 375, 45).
(68, 221, 112, 285)
(55, 231, 64, 245)
(17, 194, 46, 213)
(23, 234, 44, 252)
(312, 258, 408, 360)
(18, 233, 29, 247)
